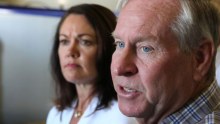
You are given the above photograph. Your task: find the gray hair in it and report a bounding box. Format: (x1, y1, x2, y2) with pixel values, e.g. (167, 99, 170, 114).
(171, 0, 220, 53)
(115, 0, 128, 14)
(171, 0, 220, 83)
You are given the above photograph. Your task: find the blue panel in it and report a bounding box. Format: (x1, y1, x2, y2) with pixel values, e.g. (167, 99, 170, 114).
(0, 5, 65, 17)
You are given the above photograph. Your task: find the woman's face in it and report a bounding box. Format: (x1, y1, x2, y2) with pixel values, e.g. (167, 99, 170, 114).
(58, 14, 98, 84)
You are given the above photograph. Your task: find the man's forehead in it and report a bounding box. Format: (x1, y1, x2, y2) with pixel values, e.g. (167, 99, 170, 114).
(116, 0, 180, 32)
(113, 0, 180, 44)
(120, 0, 180, 17)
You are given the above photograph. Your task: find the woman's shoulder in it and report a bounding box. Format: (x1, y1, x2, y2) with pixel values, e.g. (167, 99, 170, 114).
(46, 106, 60, 124)
(46, 106, 73, 124)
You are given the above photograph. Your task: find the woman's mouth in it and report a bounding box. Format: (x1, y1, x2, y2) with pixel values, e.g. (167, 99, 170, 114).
(65, 63, 80, 68)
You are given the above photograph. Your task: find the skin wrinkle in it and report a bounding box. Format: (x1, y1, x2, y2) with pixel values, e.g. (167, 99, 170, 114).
(111, 0, 207, 123)
(115, 0, 180, 47)
(138, 0, 179, 37)
(111, 0, 220, 124)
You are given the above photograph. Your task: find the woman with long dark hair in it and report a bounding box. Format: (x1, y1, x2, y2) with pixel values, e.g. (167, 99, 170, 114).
(46, 4, 136, 124)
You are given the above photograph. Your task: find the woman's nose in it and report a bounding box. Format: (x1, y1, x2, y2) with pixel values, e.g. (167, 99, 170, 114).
(68, 40, 80, 58)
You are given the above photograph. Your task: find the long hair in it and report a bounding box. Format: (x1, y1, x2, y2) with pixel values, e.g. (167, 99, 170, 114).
(50, 4, 117, 111)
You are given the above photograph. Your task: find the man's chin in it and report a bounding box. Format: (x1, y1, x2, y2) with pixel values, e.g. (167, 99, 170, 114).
(118, 97, 149, 118)
(118, 100, 140, 117)
(120, 107, 143, 118)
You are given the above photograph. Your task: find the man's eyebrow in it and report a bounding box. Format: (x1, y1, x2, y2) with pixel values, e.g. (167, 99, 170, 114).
(111, 31, 118, 38)
(111, 31, 158, 43)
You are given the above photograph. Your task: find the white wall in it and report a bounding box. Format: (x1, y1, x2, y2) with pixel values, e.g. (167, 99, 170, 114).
(0, 0, 119, 11)
(0, 10, 61, 124)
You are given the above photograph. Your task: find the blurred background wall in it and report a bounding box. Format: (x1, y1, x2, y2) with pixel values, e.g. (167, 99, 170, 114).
(0, 0, 119, 11)
(0, 7, 64, 124)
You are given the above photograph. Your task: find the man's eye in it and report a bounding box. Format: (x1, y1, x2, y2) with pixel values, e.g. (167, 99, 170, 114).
(115, 41, 125, 48)
(142, 46, 153, 53)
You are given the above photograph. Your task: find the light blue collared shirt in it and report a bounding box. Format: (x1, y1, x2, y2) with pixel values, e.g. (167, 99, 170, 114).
(162, 80, 220, 124)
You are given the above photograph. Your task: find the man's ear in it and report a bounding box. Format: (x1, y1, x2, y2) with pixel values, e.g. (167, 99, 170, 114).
(193, 39, 215, 81)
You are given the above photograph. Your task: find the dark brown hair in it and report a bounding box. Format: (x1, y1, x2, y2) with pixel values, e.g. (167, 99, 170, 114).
(50, 4, 117, 111)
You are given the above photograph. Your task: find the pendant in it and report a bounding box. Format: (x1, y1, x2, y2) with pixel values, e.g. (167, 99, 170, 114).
(74, 111, 83, 118)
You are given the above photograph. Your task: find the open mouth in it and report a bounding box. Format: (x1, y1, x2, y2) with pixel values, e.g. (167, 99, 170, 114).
(123, 87, 138, 93)
(117, 85, 140, 99)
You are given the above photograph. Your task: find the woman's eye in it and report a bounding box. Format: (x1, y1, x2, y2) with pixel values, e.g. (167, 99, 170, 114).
(59, 39, 69, 45)
(79, 39, 92, 46)
(142, 46, 153, 53)
(115, 41, 125, 48)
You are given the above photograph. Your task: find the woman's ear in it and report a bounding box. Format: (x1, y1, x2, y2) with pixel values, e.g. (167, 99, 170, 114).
(193, 39, 215, 81)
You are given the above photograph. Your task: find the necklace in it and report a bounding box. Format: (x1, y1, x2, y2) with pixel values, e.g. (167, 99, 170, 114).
(74, 110, 83, 118)
(74, 93, 94, 119)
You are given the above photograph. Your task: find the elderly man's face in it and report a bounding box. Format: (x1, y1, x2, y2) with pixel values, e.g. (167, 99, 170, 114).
(111, 0, 197, 121)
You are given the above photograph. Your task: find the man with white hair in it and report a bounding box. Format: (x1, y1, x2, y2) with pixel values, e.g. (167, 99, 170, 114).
(111, 0, 220, 123)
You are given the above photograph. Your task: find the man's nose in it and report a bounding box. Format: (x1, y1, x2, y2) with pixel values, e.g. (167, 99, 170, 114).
(111, 48, 138, 77)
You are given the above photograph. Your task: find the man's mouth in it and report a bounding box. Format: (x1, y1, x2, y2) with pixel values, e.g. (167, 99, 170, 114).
(117, 85, 141, 99)
(123, 87, 137, 93)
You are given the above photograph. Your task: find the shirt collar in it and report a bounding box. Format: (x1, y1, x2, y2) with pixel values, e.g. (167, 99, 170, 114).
(162, 80, 220, 123)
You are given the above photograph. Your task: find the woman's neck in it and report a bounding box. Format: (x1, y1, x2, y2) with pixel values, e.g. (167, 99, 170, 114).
(75, 83, 95, 112)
